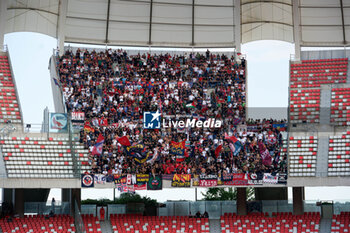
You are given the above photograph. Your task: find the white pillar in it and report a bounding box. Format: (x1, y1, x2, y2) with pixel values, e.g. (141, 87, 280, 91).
(0, 0, 8, 49)
(292, 0, 301, 61)
(57, 0, 68, 56)
(234, 0, 241, 53)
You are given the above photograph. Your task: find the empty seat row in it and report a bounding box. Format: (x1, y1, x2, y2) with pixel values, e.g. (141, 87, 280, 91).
(290, 58, 348, 88)
(110, 214, 209, 233)
(331, 88, 350, 126)
(290, 89, 321, 123)
(0, 215, 76, 233)
(221, 212, 320, 233)
(331, 212, 350, 233)
(1, 136, 89, 179)
(289, 136, 318, 177)
(328, 132, 350, 177)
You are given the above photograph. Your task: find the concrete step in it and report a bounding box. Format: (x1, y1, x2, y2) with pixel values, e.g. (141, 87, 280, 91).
(319, 87, 331, 125)
(209, 219, 221, 233)
(316, 136, 330, 177)
(100, 219, 113, 233)
(319, 218, 332, 233)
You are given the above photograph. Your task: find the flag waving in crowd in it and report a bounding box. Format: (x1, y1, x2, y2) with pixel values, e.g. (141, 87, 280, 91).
(266, 131, 277, 145)
(117, 136, 153, 164)
(258, 141, 272, 166)
(225, 133, 242, 156)
(170, 141, 186, 162)
(117, 136, 131, 147)
(215, 144, 223, 158)
(83, 122, 95, 133)
(92, 134, 104, 156)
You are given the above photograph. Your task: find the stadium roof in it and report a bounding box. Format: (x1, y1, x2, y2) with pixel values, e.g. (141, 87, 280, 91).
(0, 0, 349, 50)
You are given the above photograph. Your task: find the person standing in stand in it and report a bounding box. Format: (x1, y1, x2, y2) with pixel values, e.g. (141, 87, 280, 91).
(100, 207, 105, 221)
(51, 198, 56, 214)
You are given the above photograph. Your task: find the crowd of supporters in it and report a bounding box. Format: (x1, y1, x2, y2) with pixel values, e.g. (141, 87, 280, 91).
(57, 48, 287, 177)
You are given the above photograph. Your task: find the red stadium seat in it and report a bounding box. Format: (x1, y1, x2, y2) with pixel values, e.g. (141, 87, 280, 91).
(110, 214, 209, 233)
(0, 56, 22, 123)
(0, 215, 76, 233)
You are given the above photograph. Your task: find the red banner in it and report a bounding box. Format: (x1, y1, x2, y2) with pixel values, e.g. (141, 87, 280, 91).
(133, 184, 147, 190)
(223, 173, 249, 186)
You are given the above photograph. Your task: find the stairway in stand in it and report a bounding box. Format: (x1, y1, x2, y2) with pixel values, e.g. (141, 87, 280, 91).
(100, 219, 113, 233)
(319, 218, 332, 233)
(209, 219, 221, 233)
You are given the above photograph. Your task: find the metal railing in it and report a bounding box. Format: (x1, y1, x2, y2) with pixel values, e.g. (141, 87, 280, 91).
(24, 202, 70, 215)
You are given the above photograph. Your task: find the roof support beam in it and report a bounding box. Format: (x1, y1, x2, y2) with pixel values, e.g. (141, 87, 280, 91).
(234, 0, 241, 53)
(57, 0, 68, 56)
(148, 0, 153, 45)
(340, 0, 346, 45)
(7, 7, 57, 15)
(105, 0, 111, 44)
(292, 0, 301, 61)
(191, 0, 195, 46)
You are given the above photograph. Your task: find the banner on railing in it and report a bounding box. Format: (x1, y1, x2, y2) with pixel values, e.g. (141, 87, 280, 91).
(88, 172, 286, 188)
(49, 113, 68, 131)
(136, 174, 150, 184)
(223, 174, 249, 186)
(247, 173, 263, 185)
(147, 175, 162, 190)
(71, 111, 85, 129)
(117, 184, 135, 193)
(199, 174, 218, 187)
(262, 173, 278, 184)
(134, 184, 147, 190)
(81, 174, 94, 188)
(171, 174, 191, 187)
(114, 175, 127, 184)
(277, 173, 287, 184)
(94, 174, 106, 184)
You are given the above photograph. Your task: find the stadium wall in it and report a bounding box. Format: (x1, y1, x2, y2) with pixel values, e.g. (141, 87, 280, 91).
(49, 55, 66, 113)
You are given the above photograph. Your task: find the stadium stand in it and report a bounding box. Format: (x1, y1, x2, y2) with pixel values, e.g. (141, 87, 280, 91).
(331, 212, 350, 233)
(220, 212, 320, 233)
(110, 214, 209, 233)
(57, 49, 287, 177)
(82, 214, 102, 233)
(289, 136, 318, 177)
(290, 58, 348, 88)
(0, 136, 89, 178)
(289, 89, 320, 124)
(0, 55, 21, 124)
(328, 132, 350, 176)
(331, 88, 350, 126)
(0, 215, 76, 233)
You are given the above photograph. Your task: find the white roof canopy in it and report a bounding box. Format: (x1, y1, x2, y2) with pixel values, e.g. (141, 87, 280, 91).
(1, 0, 350, 48)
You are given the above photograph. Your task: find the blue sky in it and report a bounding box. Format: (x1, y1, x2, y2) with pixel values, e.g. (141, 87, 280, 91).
(3, 32, 350, 202)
